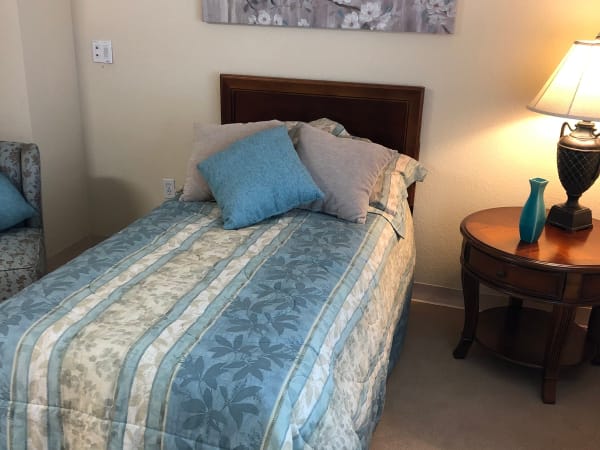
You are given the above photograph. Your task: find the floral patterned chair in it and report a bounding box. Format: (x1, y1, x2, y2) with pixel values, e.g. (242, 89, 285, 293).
(0, 142, 46, 301)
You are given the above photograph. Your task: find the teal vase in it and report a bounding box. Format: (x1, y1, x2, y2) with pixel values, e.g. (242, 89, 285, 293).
(519, 177, 548, 243)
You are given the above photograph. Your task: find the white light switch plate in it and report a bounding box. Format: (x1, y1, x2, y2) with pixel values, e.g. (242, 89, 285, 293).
(92, 40, 113, 64)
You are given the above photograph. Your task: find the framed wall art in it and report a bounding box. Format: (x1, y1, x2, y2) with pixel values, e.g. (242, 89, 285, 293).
(202, 0, 457, 34)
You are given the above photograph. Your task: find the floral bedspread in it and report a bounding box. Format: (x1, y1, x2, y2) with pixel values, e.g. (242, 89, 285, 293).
(0, 199, 415, 450)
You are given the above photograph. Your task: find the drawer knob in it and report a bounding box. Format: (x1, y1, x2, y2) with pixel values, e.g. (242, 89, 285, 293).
(496, 270, 506, 278)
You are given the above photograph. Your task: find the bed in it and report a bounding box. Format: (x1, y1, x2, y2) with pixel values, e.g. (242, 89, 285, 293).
(0, 75, 425, 450)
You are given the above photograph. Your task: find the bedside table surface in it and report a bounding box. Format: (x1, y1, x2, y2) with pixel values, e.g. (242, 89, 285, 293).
(461, 207, 600, 268)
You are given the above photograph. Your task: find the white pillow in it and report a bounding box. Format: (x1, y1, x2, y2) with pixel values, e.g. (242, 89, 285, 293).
(180, 120, 282, 202)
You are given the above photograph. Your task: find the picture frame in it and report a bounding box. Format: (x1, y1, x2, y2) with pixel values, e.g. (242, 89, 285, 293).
(202, 0, 457, 34)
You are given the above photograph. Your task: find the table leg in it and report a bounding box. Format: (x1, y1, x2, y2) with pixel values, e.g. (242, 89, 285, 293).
(542, 305, 575, 404)
(453, 268, 479, 359)
(504, 297, 523, 332)
(588, 306, 600, 365)
(496, 297, 524, 355)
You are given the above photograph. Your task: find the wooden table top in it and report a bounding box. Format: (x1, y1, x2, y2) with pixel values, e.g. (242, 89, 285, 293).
(461, 207, 600, 269)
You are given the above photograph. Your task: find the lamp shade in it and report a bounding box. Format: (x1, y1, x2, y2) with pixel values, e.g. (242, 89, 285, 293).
(527, 37, 600, 122)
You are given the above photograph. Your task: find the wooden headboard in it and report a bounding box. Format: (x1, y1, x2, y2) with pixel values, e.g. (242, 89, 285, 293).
(220, 74, 425, 210)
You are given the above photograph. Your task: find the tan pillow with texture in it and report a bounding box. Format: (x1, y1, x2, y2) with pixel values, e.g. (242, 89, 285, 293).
(296, 124, 395, 223)
(180, 120, 282, 202)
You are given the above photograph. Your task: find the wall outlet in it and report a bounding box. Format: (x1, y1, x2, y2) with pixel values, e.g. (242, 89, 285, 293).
(162, 178, 176, 199)
(92, 40, 113, 64)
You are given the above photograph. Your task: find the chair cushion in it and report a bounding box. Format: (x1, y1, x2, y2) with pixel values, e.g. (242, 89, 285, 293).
(0, 227, 44, 301)
(0, 172, 36, 232)
(0, 142, 43, 228)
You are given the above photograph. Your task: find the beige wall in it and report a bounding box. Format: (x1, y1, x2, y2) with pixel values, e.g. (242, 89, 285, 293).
(0, 0, 32, 142)
(1, 0, 90, 257)
(69, 0, 600, 290)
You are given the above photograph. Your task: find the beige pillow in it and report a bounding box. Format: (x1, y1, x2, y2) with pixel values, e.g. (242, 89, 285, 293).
(181, 120, 282, 201)
(296, 124, 395, 223)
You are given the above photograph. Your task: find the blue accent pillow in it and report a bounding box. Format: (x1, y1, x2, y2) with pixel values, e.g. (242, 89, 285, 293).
(0, 172, 36, 232)
(198, 126, 323, 230)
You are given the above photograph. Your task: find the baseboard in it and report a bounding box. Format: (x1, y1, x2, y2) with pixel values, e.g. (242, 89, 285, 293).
(412, 282, 506, 310)
(412, 282, 591, 326)
(47, 235, 107, 272)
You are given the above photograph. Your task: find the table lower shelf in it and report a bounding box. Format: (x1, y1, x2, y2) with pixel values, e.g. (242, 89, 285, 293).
(476, 306, 590, 368)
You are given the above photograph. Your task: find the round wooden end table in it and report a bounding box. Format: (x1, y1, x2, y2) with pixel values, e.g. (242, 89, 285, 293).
(453, 207, 600, 404)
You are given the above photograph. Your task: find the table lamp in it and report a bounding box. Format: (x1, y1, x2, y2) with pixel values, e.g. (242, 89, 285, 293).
(527, 33, 600, 231)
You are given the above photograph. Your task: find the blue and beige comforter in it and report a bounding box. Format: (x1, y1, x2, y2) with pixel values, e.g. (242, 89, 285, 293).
(0, 199, 415, 450)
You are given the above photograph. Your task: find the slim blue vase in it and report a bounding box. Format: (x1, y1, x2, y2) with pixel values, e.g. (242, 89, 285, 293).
(519, 177, 548, 243)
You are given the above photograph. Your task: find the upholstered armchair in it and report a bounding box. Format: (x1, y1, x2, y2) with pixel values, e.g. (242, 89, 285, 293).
(0, 142, 46, 301)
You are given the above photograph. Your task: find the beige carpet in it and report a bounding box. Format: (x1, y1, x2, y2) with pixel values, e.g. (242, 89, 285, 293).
(371, 301, 600, 450)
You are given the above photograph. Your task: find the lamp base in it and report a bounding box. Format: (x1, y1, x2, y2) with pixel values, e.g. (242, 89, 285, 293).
(547, 203, 593, 231)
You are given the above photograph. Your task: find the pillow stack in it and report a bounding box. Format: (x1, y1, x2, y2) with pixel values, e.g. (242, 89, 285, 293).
(181, 118, 427, 231)
(181, 120, 283, 202)
(198, 126, 323, 230)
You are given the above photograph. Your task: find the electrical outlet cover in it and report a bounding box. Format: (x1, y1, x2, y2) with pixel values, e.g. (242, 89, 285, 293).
(92, 40, 113, 64)
(163, 178, 176, 199)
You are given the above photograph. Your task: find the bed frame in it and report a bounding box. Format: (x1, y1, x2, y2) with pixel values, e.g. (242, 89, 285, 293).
(220, 74, 425, 210)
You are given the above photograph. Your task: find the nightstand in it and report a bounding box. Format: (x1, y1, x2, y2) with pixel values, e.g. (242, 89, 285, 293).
(453, 207, 600, 404)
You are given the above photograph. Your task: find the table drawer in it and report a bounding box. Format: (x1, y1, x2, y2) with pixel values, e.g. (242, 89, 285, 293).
(581, 273, 600, 302)
(466, 246, 564, 299)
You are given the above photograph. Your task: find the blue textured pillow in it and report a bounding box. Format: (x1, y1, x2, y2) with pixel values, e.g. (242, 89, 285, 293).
(0, 172, 36, 231)
(198, 126, 323, 230)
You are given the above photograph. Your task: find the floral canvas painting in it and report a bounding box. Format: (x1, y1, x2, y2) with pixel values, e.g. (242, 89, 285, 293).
(202, 0, 457, 34)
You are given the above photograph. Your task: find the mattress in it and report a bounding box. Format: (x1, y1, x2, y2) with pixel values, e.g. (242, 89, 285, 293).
(0, 199, 416, 450)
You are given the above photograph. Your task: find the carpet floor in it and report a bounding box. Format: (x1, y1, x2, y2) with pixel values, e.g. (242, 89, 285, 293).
(370, 301, 600, 450)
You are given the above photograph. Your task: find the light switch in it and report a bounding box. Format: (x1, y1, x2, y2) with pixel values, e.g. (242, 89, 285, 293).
(92, 40, 113, 64)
